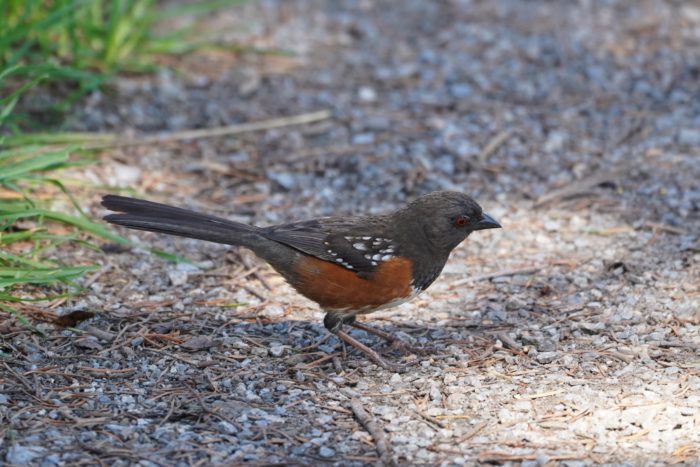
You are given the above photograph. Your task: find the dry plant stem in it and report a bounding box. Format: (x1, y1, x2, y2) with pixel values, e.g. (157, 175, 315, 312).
(449, 266, 542, 288)
(478, 129, 513, 163)
(350, 398, 394, 466)
(335, 330, 407, 373)
(84, 110, 331, 150)
(534, 161, 636, 207)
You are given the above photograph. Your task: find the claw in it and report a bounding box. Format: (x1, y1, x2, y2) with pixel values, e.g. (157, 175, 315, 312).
(385, 339, 436, 356)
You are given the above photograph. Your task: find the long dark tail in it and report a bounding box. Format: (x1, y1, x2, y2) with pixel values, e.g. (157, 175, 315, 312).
(101, 195, 264, 248)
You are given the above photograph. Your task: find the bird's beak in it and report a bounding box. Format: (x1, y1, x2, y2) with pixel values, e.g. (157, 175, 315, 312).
(473, 212, 501, 231)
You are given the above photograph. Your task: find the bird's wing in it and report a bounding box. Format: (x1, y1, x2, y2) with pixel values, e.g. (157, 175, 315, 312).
(262, 217, 400, 277)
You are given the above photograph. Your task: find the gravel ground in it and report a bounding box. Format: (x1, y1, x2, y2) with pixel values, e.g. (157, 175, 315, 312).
(2, 0, 700, 465)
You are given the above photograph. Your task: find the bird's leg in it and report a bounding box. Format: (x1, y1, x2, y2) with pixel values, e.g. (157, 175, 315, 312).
(323, 312, 408, 373)
(348, 320, 436, 355)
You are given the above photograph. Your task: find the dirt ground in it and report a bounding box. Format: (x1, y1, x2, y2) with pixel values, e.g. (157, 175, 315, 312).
(2, 0, 700, 465)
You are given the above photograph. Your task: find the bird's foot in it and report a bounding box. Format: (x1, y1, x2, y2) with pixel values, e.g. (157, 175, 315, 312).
(348, 321, 435, 356)
(335, 330, 410, 373)
(383, 338, 436, 356)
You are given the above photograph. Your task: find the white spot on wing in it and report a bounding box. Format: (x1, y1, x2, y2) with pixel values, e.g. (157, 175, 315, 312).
(353, 242, 367, 251)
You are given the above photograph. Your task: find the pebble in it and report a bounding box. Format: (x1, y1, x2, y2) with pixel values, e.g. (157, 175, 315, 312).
(111, 164, 141, 186)
(352, 133, 375, 145)
(167, 268, 189, 286)
(268, 172, 296, 190)
(678, 128, 700, 145)
(261, 305, 285, 318)
(544, 131, 568, 152)
(7, 445, 45, 464)
(358, 86, 377, 102)
(268, 342, 286, 357)
(578, 322, 606, 334)
(537, 338, 557, 352)
(536, 352, 560, 364)
(130, 336, 144, 346)
(319, 446, 336, 458)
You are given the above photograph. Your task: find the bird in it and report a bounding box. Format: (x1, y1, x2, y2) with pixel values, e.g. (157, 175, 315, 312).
(101, 191, 501, 371)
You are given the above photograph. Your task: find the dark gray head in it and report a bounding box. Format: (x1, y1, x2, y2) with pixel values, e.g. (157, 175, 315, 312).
(397, 191, 501, 253)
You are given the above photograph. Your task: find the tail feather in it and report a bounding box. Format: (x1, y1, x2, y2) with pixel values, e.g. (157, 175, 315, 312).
(102, 195, 263, 247)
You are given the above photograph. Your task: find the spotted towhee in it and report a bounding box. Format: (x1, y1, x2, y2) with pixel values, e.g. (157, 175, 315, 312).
(102, 191, 500, 371)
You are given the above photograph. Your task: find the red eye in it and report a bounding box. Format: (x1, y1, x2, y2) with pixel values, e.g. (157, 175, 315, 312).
(454, 215, 469, 226)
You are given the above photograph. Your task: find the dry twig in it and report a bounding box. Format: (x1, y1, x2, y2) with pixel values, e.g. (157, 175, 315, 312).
(85, 110, 331, 150)
(350, 398, 394, 466)
(449, 266, 542, 289)
(534, 162, 637, 207)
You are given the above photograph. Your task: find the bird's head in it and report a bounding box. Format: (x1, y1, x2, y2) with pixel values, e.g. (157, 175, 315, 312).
(402, 191, 501, 253)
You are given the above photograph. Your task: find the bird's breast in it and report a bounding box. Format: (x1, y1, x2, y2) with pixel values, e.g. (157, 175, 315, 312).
(290, 255, 415, 313)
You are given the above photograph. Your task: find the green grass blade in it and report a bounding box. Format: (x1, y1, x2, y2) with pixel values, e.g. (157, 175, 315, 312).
(0, 208, 130, 245)
(0, 148, 71, 182)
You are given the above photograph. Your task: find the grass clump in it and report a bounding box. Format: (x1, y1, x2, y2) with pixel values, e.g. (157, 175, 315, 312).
(0, 0, 244, 321)
(1, 0, 247, 127)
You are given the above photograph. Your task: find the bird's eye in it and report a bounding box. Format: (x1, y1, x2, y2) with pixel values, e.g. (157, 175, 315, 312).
(454, 215, 469, 226)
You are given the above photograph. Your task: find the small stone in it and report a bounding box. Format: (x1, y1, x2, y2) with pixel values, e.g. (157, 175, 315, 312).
(573, 276, 588, 288)
(352, 133, 375, 145)
(521, 332, 543, 346)
(262, 305, 285, 318)
(682, 4, 700, 22)
(7, 445, 45, 464)
(505, 297, 526, 311)
(443, 373, 457, 384)
(74, 337, 103, 350)
(486, 306, 507, 321)
(358, 86, 377, 102)
(446, 393, 469, 409)
(167, 268, 188, 286)
(180, 335, 215, 351)
(120, 394, 135, 404)
(578, 322, 606, 334)
(130, 336, 144, 347)
(268, 172, 296, 190)
(537, 338, 557, 352)
(218, 421, 237, 434)
(544, 131, 567, 152)
(389, 373, 402, 385)
(429, 382, 442, 403)
(543, 220, 560, 231)
(111, 164, 141, 186)
(536, 351, 559, 364)
(678, 128, 700, 146)
(319, 446, 336, 458)
(269, 342, 285, 357)
(177, 262, 200, 272)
